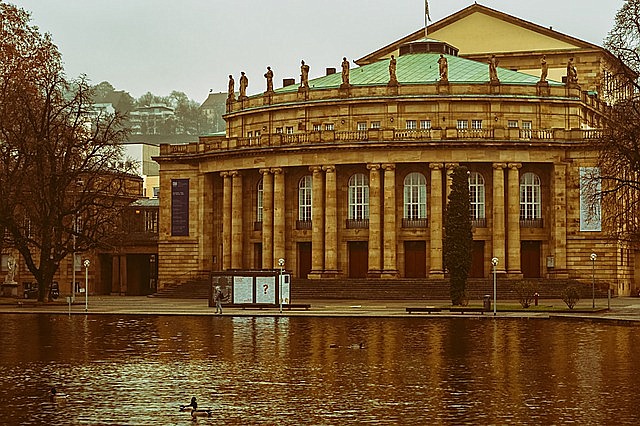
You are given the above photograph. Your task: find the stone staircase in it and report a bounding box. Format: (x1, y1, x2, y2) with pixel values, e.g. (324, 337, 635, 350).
(151, 275, 611, 301)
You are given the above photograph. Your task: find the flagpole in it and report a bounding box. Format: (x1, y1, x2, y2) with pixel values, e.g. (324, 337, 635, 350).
(425, 0, 431, 38)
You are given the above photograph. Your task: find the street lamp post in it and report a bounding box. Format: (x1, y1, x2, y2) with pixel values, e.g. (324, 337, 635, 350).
(590, 253, 597, 309)
(278, 258, 285, 313)
(491, 257, 498, 316)
(84, 259, 90, 312)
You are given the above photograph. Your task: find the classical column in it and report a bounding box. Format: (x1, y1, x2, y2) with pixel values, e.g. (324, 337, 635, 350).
(429, 163, 444, 277)
(382, 164, 398, 278)
(221, 171, 232, 270)
(507, 163, 522, 275)
(492, 163, 507, 273)
(272, 168, 286, 266)
(231, 171, 243, 270)
(323, 165, 339, 276)
(309, 166, 324, 278)
(551, 162, 568, 276)
(260, 168, 274, 270)
(367, 163, 382, 276)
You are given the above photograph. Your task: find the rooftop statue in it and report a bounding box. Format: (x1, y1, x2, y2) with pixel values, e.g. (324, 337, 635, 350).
(388, 55, 398, 86)
(239, 72, 248, 99)
(300, 60, 310, 89)
(227, 75, 235, 101)
(341, 57, 350, 87)
(539, 55, 548, 83)
(438, 54, 448, 82)
(264, 66, 274, 93)
(566, 57, 578, 85)
(489, 54, 499, 83)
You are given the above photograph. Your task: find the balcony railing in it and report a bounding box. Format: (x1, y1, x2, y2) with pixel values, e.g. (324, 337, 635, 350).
(402, 218, 428, 228)
(519, 129, 554, 140)
(457, 128, 494, 139)
(296, 220, 312, 230)
(393, 129, 432, 139)
(520, 218, 544, 228)
(346, 219, 369, 229)
(471, 218, 487, 228)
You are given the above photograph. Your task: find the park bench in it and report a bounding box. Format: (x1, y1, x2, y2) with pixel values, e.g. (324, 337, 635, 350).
(405, 307, 443, 314)
(447, 307, 486, 314)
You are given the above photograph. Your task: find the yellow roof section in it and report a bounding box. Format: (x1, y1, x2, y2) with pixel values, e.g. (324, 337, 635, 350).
(429, 12, 579, 54)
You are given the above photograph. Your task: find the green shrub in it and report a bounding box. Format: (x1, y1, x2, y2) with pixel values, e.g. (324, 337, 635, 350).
(561, 285, 581, 309)
(513, 280, 537, 308)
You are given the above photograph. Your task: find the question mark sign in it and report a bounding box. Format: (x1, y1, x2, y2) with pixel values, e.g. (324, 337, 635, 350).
(263, 284, 268, 294)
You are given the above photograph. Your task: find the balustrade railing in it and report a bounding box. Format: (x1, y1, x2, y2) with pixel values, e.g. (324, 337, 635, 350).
(393, 129, 432, 139)
(346, 219, 369, 229)
(520, 218, 544, 228)
(402, 218, 429, 228)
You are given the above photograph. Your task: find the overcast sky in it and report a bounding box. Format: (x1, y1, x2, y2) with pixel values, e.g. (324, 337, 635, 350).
(11, 0, 624, 103)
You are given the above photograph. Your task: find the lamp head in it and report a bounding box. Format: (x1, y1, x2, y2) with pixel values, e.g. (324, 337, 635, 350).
(590, 253, 597, 261)
(491, 257, 498, 266)
(83, 259, 91, 268)
(278, 258, 285, 267)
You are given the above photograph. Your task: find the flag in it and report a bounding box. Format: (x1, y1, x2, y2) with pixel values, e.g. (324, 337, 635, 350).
(425, 0, 431, 22)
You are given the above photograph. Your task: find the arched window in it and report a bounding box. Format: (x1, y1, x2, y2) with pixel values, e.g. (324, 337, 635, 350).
(348, 173, 369, 220)
(403, 172, 427, 219)
(520, 172, 541, 220)
(468, 172, 485, 220)
(256, 179, 263, 222)
(298, 175, 312, 221)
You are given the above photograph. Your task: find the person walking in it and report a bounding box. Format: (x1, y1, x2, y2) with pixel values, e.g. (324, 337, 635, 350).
(214, 286, 223, 314)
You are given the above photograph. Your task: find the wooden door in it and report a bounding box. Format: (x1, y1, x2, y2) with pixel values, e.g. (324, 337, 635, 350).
(298, 242, 312, 279)
(521, 241, 541, 278)
(254, 243, 263, 270)
(470, 241, 485, 278)
(404, 241, 426, 278)
(348, 241, 368, 278)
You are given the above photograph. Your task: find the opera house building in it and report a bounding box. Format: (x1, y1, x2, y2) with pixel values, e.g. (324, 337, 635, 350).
(156, 4, 635, 297)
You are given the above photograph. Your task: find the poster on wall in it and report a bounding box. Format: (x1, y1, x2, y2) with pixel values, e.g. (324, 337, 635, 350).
(579, 167, 602, 232)
(255, 276, 276, 304)
(279, 273, 291, 305)
(171, 179, 189, 236)
(233, 276, 254, 304)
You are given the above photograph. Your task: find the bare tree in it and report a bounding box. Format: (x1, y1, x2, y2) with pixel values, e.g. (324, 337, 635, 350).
(0, 2, 138, 301)
(593, 0, 640, 244)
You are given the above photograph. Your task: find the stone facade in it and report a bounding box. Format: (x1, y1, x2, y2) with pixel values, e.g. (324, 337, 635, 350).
(155, 5, 637, 296)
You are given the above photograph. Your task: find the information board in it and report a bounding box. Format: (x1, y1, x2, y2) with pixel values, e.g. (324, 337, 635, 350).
(233, 276, 253, 304)
(171, 179, 189, 236)
(255, 276, 276, 304)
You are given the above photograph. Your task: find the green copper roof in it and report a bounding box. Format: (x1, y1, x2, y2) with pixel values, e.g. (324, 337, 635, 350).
(274, 53, 562, 93)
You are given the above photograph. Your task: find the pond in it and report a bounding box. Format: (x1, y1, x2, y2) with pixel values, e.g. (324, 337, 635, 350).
(0, 314, 638, 425)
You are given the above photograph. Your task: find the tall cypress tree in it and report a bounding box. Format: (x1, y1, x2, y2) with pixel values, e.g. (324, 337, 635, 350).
(444, 166, 473, 305)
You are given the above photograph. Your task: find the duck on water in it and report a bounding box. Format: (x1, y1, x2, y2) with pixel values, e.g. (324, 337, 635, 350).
(180, 396, 213, 418)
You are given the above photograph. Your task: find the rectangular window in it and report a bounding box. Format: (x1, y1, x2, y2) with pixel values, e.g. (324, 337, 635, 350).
(406, 120, 417, 130)
(370, 121, 380, 129)
(471, 120, 483, 129)
(247, 131, 253, 138)
(420, 120, 431, 130)
(508, 120, 518, 128)
(324, 123, 334, 131)
(357, 122, 367, 131)
(286, 126, 294, 134)
(313, 124, 321, 131)
(145, 210, 158, 233)
(457, 120, 468, 129)
(522, 121, 532, 130)
(255, 130, 261, 137)
(275, 127, 283, 134)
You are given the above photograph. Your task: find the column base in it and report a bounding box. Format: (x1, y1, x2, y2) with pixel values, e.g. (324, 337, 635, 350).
(321, 270, 341, 279)
(507, 271, 523, 279)
(381, 270, 398, 279)
(429, 270, 444, 279)
(307, 271, 324, 280)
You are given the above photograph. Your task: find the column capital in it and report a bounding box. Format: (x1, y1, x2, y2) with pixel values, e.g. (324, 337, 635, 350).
(309, 165, 323, 174)
(229, 170, 241, 178)
(381, 163, 395, 171)
(429, 163, 443, 170)
(492, 163, 507, 170)
(508, 163, 522, 170)
(322, 165, 336, 173)
(220, 171, 230, 178)
(445, 162, 459, 170)
(367, 163, 381, 171)
(271, 167, 284, 175)
(259, 168, 271, 175)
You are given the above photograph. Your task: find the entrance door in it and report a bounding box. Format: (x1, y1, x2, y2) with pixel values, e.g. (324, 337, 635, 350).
(348, 241, 368, 278)
(298, 242, 312, 278)
(470, 240, 485, 278)
(521, 241, 541, 278)
(404, 241, 426, 278)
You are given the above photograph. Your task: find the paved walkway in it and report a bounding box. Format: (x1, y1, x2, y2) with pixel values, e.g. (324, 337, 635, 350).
(1, 295, 640, 323)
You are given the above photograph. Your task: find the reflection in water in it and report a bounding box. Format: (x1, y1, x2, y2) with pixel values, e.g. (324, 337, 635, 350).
(0, 315, 639, 425)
